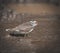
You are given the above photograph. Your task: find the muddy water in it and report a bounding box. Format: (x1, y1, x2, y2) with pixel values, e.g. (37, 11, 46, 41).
(0, 4, 60, 53)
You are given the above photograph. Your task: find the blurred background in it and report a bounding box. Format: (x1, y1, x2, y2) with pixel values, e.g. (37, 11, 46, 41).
(0, 0, 60, 5)
(0, 0, 60, 53)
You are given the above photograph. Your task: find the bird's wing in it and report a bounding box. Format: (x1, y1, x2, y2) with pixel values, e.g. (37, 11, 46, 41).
(12, 21, 33, 30)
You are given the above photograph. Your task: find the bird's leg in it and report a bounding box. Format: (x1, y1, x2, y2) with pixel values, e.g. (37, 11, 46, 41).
(27, 34, 29, 37)
(28, 33, 31, 37)
(24, 34, 27, 37)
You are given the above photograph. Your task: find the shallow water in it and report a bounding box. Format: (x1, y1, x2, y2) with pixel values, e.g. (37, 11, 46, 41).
(0, 3, 60, 53)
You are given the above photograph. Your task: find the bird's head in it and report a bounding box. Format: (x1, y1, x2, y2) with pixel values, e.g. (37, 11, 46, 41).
(30, 21, 38, 27)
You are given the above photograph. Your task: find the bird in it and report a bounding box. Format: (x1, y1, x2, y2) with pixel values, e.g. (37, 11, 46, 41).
(5, 21, 38, 37)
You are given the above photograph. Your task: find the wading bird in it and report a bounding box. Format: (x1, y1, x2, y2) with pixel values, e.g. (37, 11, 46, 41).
(6, 21, 38, 37)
